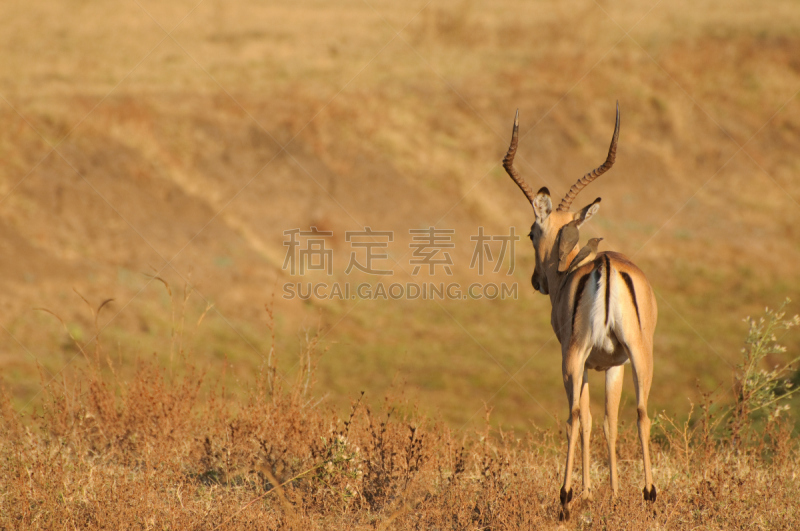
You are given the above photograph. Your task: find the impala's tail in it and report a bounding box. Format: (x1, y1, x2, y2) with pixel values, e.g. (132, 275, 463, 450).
(586, 254, 644, 351)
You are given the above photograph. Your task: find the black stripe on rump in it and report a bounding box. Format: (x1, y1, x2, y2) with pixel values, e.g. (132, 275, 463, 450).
(571, 273, 592, 330)
(604, 255, 611, 325)
(621, 272, 642, 328)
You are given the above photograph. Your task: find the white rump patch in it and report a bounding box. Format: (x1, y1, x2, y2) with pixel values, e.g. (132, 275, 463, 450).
(587, 260, 625, 352)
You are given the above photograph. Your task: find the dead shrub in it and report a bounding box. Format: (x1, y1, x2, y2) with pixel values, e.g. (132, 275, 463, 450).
(0, 301, 798, 529)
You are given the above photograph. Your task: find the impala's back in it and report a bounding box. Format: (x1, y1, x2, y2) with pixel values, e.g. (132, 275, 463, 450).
(554, 251, 657, 371)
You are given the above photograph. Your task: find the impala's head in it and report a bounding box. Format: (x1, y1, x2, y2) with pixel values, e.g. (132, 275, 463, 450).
(527, 189, 601, 294)
(503, 104, 619, 295)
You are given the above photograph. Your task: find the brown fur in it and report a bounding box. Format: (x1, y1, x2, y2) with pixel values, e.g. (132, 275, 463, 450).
(505, 108, 658, 519)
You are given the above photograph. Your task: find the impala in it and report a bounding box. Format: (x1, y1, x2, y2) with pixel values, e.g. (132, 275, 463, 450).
(502, 103, 657, 520)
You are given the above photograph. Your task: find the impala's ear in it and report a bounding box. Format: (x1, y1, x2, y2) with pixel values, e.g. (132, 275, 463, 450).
(532, 187, 552, 222)
(574, 197, 601, 227)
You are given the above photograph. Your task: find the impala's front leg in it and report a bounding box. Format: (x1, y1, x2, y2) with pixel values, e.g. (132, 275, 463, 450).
(579, 369, 593, 501)
(560, 354, 586, 521)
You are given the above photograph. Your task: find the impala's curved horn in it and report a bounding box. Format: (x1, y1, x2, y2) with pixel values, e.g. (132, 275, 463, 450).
(556, 101, 620, 212)
(503, 109, 536, 205)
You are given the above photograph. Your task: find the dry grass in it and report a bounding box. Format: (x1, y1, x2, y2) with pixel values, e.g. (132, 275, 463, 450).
(2, 0, 800, 445)
(1, 303, 798, 530)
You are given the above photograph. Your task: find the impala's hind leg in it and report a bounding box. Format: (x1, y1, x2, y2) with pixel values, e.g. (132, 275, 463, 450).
(629, 344, 656, 502)
(603, 364, 624, 496)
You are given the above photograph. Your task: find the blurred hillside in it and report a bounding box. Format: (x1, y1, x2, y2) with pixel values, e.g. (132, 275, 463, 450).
(0, 0, 799, 430)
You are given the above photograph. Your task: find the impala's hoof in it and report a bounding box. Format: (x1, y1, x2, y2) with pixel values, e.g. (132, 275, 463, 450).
(643, 484, 657, 502)
(559, 486, 573, 521)
(581, 488, 593, 501)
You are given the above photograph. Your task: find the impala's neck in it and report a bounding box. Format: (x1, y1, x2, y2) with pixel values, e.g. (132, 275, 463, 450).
(544, 250, 573, 306)
(537, 211, 580, 306)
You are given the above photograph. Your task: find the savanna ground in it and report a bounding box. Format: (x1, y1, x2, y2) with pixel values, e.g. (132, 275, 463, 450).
(1, 303, 799, 528)
(1, 0, 800, 527)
